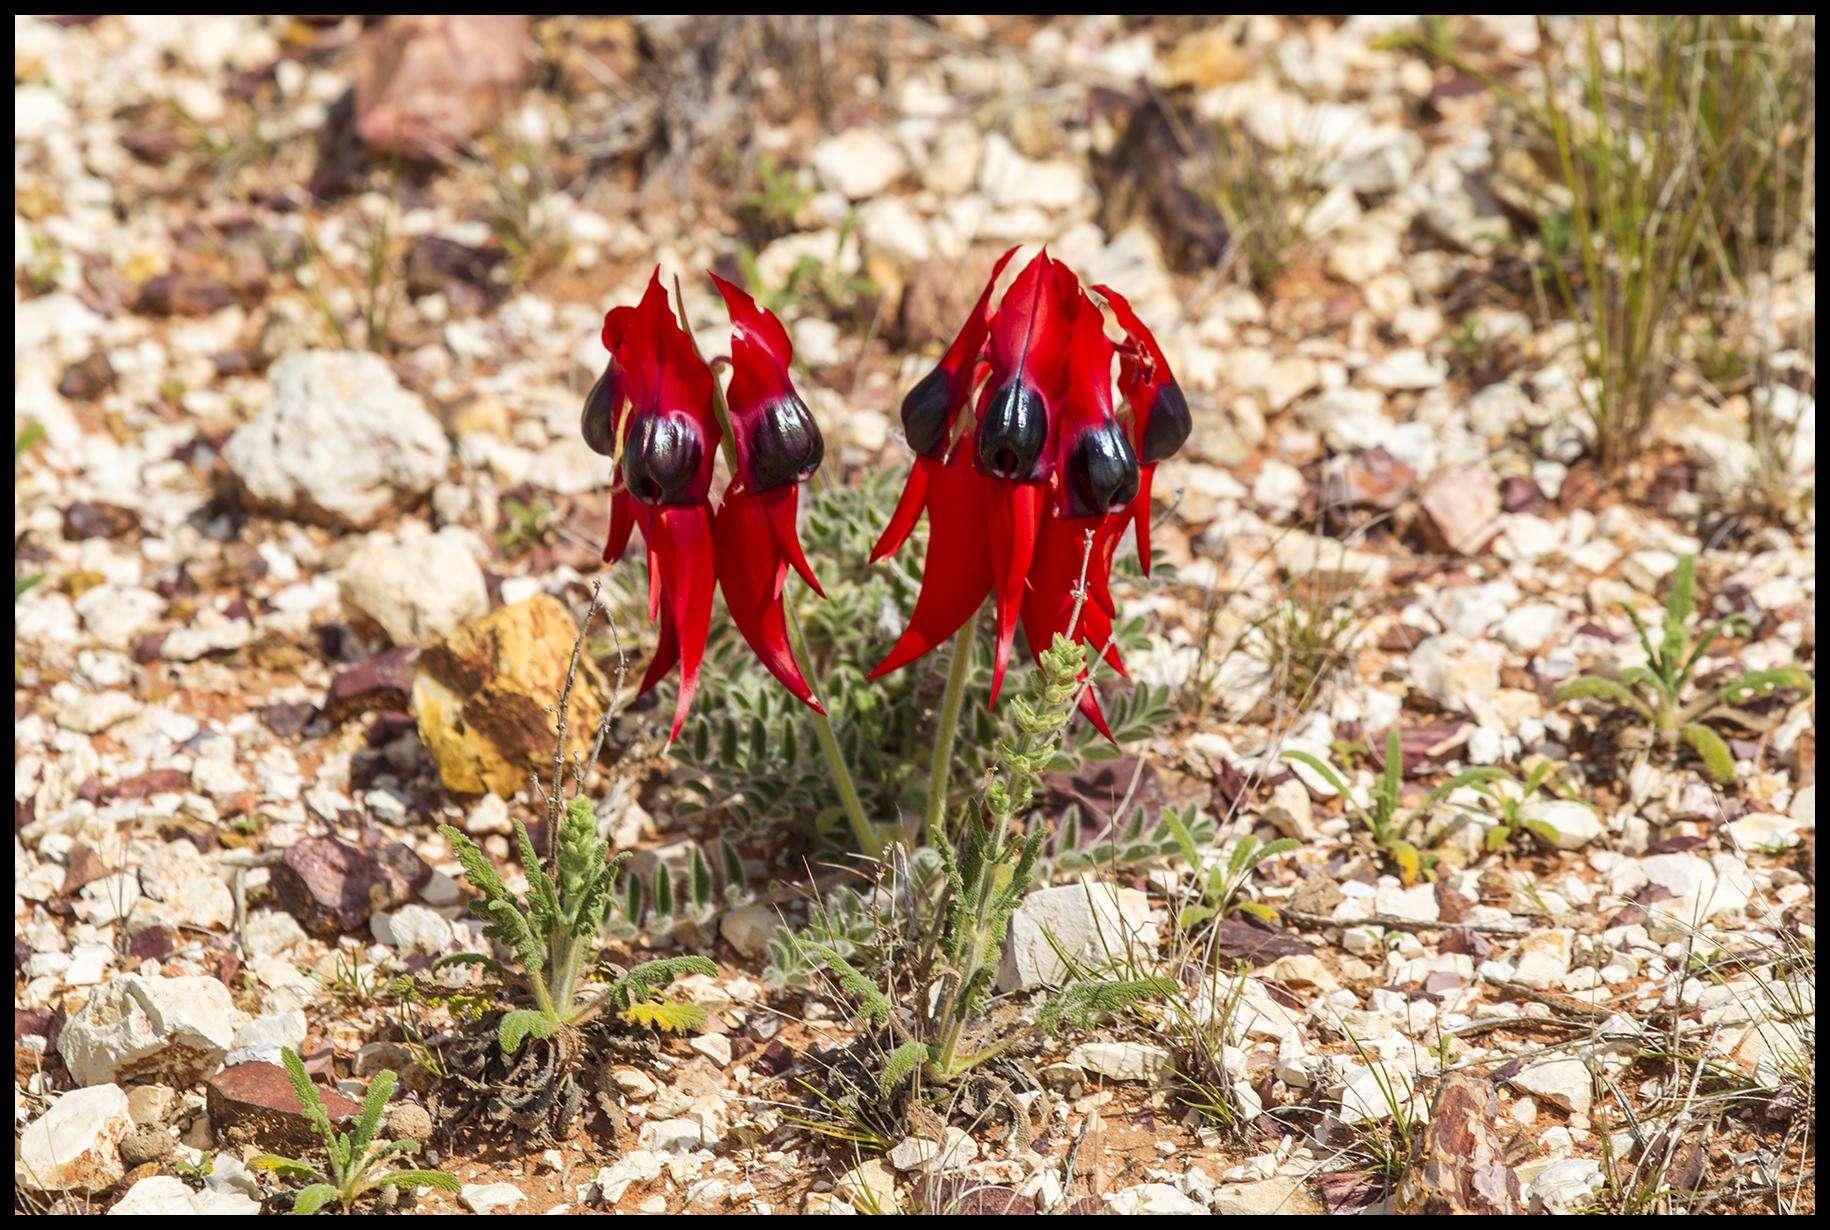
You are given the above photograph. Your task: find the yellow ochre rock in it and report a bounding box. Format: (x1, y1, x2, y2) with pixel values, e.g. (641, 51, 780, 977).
(413, 594, 604, 797)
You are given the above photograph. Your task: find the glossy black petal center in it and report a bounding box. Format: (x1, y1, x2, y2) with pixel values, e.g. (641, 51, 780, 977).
(747, 395, 825, 490)
(977, 381, 1048, 480)
(1139, 381, 1192, 464)
(622, 414, 703, 505)
(900, 366, 951, 458)
(580, 370, 620, 457)
(1067, 423, 1141, 517)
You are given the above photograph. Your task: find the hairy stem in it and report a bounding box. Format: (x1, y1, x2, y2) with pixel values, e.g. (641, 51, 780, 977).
(685, 279, 878, 861)
(787, 599, 883, 860)
(923, 609, 979, 846)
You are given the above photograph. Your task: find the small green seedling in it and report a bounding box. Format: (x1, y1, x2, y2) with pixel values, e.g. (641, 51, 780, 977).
(250, 1048, 456, 1214)
(1554, 555, 1813, 783)
(1285, 729, 1503, 884)
(1166, 820, 1300, 930)
(438, 797, 716, 1052)
(1454, 758, 1575, 854)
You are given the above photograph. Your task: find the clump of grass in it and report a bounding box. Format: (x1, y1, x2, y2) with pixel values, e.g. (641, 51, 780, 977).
(484, 140, 571, 287)
(1249, 575, 1368, 714)
(249, 1048, 457, 1214)
(1204, 120, 1326, 290)
(498, 497, 560, 557)
(739, 154, 815, 240)
(1554, 554, 1813, 783)
(1529, 16, 1785, 473)
(1285, 729, 1504, 884)
(295, 204, 404, 355)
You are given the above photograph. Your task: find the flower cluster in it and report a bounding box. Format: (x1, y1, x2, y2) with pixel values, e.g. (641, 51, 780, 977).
(870, 248, 1190, 736)
(581, 270, 826, 739)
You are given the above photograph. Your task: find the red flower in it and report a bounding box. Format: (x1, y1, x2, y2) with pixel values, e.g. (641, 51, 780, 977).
(1091, 283, 1189, 577)
(872, 250, 1189, 736)
(585, 269, 827, 739)
(708, 273, 826, 714)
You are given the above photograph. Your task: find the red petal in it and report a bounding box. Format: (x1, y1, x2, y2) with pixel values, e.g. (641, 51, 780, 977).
(870, 455, 934, 563)
(938, 246, 1019, 406)
(715, 485, 824, 713)
(613, 270, 719, 505)
(1019, 503, 1129, 743)
(985, 479, 1044, 705)
(1133, 463, 1156, 578)
(601, 303, 636, 353)
(603, 488, 636, 563)
(707, 271, 794, 419)
(638, 607, 680, 695)
(869, 447, 994, 679)
(648, 504, 716, 741)
(1078, 688, 1115, 742)
(760, 484, 824, 598)
(987, 249, 1074, 412)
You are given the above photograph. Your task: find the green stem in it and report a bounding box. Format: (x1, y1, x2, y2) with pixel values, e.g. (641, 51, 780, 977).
(679, 279, 878, 861)
(923, 610, 979, 846)
(788, 599, 883, 860)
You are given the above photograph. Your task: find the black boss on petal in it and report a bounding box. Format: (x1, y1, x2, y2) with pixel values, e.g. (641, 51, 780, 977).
(899, 366, 952, 457)
(1139, 380, 1192, 464)
(747, 395, 825, 490)
(580, 370, 620, 457)
(1067, 423, 1141, 517)
(622, 414, 703, 505)
(977, 380, 1048, 479)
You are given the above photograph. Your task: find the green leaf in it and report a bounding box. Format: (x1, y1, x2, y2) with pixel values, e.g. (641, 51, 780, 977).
(377, 1169, 461, 1193)
(1554, 675, 1645, 710)
(1160, 806, 1201, 869)
(611, 956, 718, 1007)
(620, 999, 708, 1033)
(498, 1008, 556, 1054)
(1236, 900, 1280, 924)
(1680, 723, 1735, 784)
(291, 1184, 340, 1216)
(280, 1047, 336, 1148)
(249, 1154, 317, 1180)
(349, 1069, 396, 1161)
(878, 1041, 930, 1099)
(1664, 553, 1697, 626)
(813, 947, 892, 1024)
(1519, 819, 1561, 847)
(1037, 976, 1176, 1036)
(1282, 750, 1348, 795)
(1717, 666, 1813, 707)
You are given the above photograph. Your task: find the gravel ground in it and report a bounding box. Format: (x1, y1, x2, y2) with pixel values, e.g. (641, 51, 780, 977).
(14, 15, 1816, 1216)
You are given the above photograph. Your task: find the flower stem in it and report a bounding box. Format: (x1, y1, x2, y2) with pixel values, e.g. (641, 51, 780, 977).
(680, 278, 878, 861)
(785, 601, 882, 860)
(923, 609, 979, 846)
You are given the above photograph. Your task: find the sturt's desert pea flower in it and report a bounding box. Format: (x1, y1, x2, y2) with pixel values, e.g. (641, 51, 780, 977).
(870, 248, 1189, 737)
(581, 269, 827, 739)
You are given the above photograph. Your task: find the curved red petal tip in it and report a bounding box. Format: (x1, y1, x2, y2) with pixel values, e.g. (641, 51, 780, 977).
(601, 303, 636, 354)
(871, 456, 934, 563)
(1091, 282, 1171, 376)
(603, 488, 636, 563)
(870, 449, 994, 678)
(708, 271, 793, 371)
(760, 485, 825, 599)
(985, 479, 1044, 706)
(1078, 687, 1116, 743)
(715, 487, 822, 712)
(649, 504, 716, 742)
(637, 608, 680, 697)
(1133, 464, 1156, 577)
